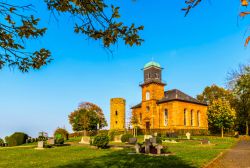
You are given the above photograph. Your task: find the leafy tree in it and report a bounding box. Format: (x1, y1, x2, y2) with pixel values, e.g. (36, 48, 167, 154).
(207, 98, 236, 137)
(68, 102, 107, 135)
(0, 1, 143, 72)
(197, 84, 234, 105)
(54, 127, 69, 140)
(228, 64, 250, 135)
(129, 111, 139, 136)
(182, 0, 250, 46)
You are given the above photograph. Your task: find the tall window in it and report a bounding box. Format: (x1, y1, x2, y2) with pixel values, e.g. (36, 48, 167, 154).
(164, 109, 168, 126)
(146, 91, 150, 100)
(140, 113, 142, 123)
(191, 110, 194, 126)
(146, 106, 150, 112)
(197, 111, 200, 127)
(184, 109, 187, 126)
(115, 110, 118, 116)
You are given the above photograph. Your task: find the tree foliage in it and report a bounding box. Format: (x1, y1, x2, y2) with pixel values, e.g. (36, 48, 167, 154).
(228, 64, 250, 135)
(0, 1, 143, 72)
(207, 98, 236, 137)
(197, 84, 234, 105)
(68, 102, 107, 132)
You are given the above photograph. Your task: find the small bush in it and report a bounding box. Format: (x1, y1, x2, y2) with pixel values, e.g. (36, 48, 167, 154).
(121, 134, 133, 143)
(54, 128, 69, 140)
(37, 136, 47, 141)
(156, 136, 162, 144)
(108, 130, 123, 141)
(5, 132, 28, 147)
(55, 134, 64, 145)
(92, 134, 109, 149)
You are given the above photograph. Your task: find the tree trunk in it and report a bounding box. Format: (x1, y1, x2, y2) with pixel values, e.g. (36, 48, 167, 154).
(221, 126, 224, 138)
(83, 130, 87, 136)
(246, 121, 249, 136)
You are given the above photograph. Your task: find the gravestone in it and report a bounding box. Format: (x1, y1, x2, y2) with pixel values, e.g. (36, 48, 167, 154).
(149, 137, 157, 144)
(153, 132, 158, 137)
(135, 144, 140, 154)
(186, 132, 191, 140)
(47, 138, 55, 145)
(155, 144, 163, 155)
(114, 135, 122, 142)
(79, 136, 90, 144)
(37, 141, 44, 148)
(144, 135, 152, 141)
(128, 138, 137, 144)
(145, 139, 151, 154)
(201, 139, 210, 145)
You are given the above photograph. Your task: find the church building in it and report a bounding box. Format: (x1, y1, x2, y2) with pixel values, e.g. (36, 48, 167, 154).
(131, 61, 208, 131)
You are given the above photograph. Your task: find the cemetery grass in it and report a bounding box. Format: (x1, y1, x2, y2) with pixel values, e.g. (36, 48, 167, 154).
(0, 136, 238, 168)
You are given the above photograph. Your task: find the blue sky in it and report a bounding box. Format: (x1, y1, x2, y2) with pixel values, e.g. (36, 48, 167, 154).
(0, 0, 249, 138)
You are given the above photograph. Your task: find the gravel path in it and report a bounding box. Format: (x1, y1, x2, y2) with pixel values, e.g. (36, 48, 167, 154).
(207, 140, 250, 168)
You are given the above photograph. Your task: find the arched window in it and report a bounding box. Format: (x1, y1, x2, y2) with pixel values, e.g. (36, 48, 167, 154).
(116, 121, 118, 124)
(140, 113, 142, 123)
(146, 106, 150, 112)
(164, 109, 168, 126)
(197, 111, 200, 127)
(115, 111, 118, 116)
(184, 109, 187, 126)
(191, 110, 194, 126)
(146, 91, 150, 100)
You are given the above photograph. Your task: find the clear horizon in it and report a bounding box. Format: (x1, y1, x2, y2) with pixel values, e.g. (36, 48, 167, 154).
(0, 0, 249, 138)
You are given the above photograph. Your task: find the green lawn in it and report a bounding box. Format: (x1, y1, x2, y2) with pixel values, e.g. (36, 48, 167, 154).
(0, 136, 238, 168)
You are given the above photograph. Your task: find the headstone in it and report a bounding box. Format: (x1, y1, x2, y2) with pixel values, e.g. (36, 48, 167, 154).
(153, 132, 158, 137)
(145, 139, 151, 154)
(114, 135, 122, 142)
(186, 132, 191, 140)
(79, 136, 90, 144)
(135, 144, 140, 154)
(47, 138, 55, 145)
(155, 145, 163, 155)
(149, 137, 157, 144)
(128, 138, 137, 144)
(38, 141, 44, 148)
(144, 135, 153, 141)
(201, 139, 210, 145)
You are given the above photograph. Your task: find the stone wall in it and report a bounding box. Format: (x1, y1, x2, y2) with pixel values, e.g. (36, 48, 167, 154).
(110, 98, 126, 130)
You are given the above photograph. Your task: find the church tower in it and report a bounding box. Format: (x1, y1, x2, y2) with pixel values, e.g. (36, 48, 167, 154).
(110, 98, 126, 130)
(140, 61, 166, 129)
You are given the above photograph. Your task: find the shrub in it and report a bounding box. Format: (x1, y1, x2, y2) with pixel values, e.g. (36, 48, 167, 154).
(121, 133, 133, 143)
(92, 134, 109, 149)
(156, 136, 162, 144)
(54, 128, 69, 140)
(55, 134, 64, 145)
(108, 130, 123, 141)
(37, 136, 47, 141)
(5, 132, 28, 147)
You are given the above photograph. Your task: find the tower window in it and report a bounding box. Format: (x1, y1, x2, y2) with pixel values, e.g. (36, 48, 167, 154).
(155, 73, 159, 79)
(146, 106, 150, 112)
(116, 121, 118, 124)
(191, 110, 194, 126)
(146, 91, 150, 100)
(184, 109, 187, 126)
(164, 109, 168, 126)
(115, 110, 118, 116)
